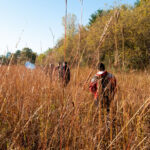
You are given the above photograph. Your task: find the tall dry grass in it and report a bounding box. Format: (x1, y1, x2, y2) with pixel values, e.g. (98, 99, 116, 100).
(0, 66, 149, 150)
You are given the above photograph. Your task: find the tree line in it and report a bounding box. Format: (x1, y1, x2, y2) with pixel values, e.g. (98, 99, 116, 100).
(43, 0, 150, 70)
(0, 48, 36, 65)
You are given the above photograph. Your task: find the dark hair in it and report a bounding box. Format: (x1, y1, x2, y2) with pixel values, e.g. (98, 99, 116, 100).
(98, 62, 105, 71)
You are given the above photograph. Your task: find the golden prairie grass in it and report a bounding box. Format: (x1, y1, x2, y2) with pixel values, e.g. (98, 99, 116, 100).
(0, 66, 150, 150)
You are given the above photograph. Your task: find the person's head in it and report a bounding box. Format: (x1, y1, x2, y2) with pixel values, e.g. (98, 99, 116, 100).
(98, 62, 105, 71)
(63, 61, 67, 67)
(58, 62, 61, 66)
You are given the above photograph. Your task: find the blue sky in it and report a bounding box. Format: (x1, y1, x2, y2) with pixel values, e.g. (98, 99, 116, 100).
(0, 0, 137, 55)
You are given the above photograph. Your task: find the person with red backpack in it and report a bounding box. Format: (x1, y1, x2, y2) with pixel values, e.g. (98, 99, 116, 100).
(89, 63, 117, 113)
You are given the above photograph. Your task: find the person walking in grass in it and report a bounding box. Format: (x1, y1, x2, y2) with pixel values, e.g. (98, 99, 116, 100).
(55, 62, 62, 80)
(89, 62, 117, 113)
(59, 61, 70, 87)
(44, 63, 55, 81)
